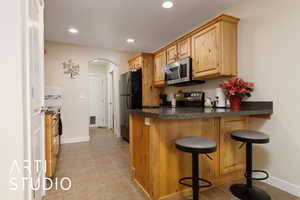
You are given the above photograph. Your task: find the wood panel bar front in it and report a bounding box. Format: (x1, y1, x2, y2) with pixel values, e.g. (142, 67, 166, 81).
(130, 114, 248, 200)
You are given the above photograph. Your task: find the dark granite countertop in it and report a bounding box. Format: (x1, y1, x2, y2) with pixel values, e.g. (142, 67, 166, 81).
(128, 102, 273, 119)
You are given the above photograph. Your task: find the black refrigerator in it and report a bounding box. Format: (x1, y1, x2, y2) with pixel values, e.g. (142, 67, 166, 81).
(120, 69, 142, 142)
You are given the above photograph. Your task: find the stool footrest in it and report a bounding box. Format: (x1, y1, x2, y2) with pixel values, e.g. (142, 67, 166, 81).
(245, 170, 269, 181)
(179, 177, 212, 188)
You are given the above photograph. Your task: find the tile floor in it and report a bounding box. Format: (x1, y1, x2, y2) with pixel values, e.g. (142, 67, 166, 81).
(44, 128, 299, 200)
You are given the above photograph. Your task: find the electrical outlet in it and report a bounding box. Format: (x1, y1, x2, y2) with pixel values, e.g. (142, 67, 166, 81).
(145, 118, 151, 126)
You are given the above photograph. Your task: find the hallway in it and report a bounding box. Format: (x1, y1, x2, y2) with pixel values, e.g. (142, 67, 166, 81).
(44, 128, 144, 200)
(44, 128, 299, 200)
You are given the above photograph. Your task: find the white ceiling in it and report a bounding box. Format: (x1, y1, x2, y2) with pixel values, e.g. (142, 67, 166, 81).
(45, 0, 239, 53)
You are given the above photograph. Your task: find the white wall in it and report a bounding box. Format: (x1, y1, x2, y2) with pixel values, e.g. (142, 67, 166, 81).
(164, 0, 300, 195)
(0, 1, 25, 199)
(88, 62, 108, 74)
(224, 0, 300, 193)
(45, 41, 134, 143)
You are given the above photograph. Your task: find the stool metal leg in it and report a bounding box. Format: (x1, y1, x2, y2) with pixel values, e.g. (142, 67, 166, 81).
(230, 142, 271, 200)
(192, 153, 199, 200)
(246, 143, 253, 188)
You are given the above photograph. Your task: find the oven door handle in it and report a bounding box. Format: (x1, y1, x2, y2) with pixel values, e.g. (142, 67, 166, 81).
(177, 65, 181, 79)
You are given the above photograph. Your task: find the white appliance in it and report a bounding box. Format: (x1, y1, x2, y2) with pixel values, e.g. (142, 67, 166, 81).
(45, 87, 63, 108)
(215, 88, 226, 108)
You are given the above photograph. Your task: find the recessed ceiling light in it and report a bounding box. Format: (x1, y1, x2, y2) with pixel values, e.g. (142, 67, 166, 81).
(126, 38, 135, 43)
(162, 1, 174, 9)
(68, 28, 79, 34)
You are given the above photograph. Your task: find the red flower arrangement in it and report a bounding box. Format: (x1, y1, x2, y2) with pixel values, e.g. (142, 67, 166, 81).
(220, 77, 254, 98)
(220, 77, 254, 109)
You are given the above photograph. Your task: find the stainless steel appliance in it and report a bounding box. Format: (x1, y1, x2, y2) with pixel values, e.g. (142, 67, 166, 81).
(165, 58, 191, 85)
(120, 70, 142, 141)
(175, 91, 205, 107)
(165, 58, 205, 86)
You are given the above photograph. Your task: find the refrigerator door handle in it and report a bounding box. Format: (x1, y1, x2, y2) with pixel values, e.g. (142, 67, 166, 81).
(125, 95, 128, 109)
(127, 76, 130, 95)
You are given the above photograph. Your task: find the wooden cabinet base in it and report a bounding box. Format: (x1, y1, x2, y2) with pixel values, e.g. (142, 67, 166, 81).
(130, 115, 248, 200)
(45, 113, 60, 177)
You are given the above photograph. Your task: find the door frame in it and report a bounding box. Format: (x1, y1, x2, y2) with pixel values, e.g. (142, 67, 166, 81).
(88, 73, 107, 128)
(23, 0, 46, 199)
(107, 69, 114, 129)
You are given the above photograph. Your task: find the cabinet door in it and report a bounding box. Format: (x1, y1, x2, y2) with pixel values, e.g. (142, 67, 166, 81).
(142, 55, 160, 107)
(135, 57, 142, 69)
(192, 23, 220, 79)
(130, 115, 150, 194)
(177, 38, 190, 60)
(154, 51, 166, 86)
(128, 62, 134, 71)
(220, 116, 248, 175)
(166, 45, 177, 64)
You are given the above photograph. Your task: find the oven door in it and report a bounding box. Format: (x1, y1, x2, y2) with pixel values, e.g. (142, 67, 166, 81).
(165, 63, 180, 85)
(165, 58, 191, 85)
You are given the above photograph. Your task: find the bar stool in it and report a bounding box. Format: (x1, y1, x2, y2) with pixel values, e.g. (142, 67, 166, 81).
(175, 136, 216, 200)
(230, 130, 271, 200)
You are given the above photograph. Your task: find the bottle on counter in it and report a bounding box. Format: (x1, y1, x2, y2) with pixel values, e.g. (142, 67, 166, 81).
(171, 94, 176, 108)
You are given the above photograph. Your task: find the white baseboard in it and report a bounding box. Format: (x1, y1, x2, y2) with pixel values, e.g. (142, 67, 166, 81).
(61, 136, 90, 144)
(263, 176, 300, 197)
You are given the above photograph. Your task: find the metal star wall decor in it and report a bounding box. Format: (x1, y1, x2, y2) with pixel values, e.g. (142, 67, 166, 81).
(62, 59, 80, 79)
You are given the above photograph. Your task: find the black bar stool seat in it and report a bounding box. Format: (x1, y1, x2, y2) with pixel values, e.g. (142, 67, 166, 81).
(175, 136, 217, 153)
(230, 130, 271, 200)
(231, 130, 270, 144)
(175, 136, 216, 200)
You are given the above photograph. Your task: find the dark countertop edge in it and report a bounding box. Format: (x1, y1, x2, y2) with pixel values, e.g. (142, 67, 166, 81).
(128, 101, 273, 120)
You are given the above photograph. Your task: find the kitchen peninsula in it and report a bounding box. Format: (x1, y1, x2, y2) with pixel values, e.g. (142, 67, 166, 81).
(128, 102, 273, 200)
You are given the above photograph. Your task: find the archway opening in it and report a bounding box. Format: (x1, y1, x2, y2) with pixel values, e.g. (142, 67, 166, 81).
(88, 58, 120, 137)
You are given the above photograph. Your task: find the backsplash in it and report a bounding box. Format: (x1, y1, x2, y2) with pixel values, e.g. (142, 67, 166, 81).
(162, 77, 230, 99)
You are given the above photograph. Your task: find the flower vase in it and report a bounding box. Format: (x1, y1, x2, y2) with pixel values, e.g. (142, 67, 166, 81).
(230, 95, 242, 110)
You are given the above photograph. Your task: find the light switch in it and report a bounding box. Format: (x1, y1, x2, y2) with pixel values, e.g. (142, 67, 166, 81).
(79, 92, 86, 99)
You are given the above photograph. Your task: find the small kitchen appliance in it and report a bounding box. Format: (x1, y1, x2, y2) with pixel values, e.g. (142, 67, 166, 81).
(175, 91, 205, 107)
(215, 88, 226, 108)
(165, 58, 205, 86)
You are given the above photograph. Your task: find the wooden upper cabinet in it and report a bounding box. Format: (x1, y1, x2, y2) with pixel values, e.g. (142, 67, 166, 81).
(154, 51, 166, 86)
(192, 17, 239, 79)
(177, 38, 191, 60)
(220, 116, 248, 175)
(128, 53, 161, 106)
(142, 55, 161, 107)
(128, 56, 143, 71)
(135, 56, 143, 69)
(192, 23, 220, 78)
(166, 38, 191, 64)
(166, 45, 177, 64)
(128, 62, 134, 71)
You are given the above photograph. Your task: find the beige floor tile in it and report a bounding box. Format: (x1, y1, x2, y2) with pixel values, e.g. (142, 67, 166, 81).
(44, 128, 299, 200)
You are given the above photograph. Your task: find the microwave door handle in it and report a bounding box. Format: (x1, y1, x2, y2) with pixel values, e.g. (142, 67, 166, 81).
(177, 66, 181, 79)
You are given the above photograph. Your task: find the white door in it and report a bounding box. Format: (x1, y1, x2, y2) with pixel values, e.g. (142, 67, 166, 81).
(89, 74, 107, 127)
(27, 0, 45, 199)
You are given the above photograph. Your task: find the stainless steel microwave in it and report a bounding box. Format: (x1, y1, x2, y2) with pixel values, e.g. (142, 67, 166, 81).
(165, 58, 192, 85)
